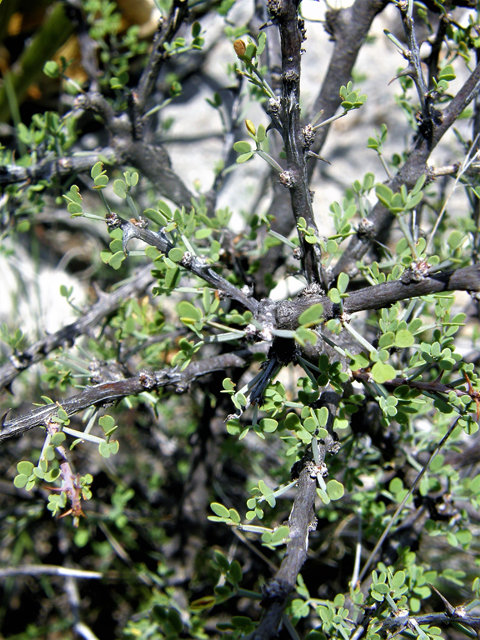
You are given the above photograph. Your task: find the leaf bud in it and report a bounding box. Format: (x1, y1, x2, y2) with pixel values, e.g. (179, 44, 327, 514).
(245, 119, 256, 136)
(233, 39, 246, 58)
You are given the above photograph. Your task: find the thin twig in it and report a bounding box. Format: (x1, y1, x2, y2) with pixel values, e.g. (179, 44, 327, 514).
(0, 565, 102, 579)
(358, 417, 459, 582)
(426, 136, 480, 254)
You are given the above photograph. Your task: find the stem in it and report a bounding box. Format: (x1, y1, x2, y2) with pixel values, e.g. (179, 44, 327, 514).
(358, 418, 459, 582)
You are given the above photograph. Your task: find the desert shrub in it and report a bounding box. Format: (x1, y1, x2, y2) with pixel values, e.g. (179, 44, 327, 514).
(1, 0, 480, 639)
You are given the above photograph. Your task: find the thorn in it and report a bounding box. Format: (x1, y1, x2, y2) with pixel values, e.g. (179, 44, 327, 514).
(311, 108, 324, 127)
(388, 64, 416, 86)
(259, 21, 274, 29)
(1, 409, 11, 426)
(92, 282, 108, 301)
(306, 151, 331, 165)
(429, 584, 455, 615)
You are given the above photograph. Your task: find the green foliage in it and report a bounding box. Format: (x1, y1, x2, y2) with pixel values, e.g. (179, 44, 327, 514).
(339, 81, 367, 112)
(2, 0, 480, 638)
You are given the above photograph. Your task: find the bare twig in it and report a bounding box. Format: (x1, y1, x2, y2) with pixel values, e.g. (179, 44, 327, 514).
(334, 59, 480, 276)
(0, 565, 102, 579)
(0, 351, 251, 442)
(398, 0, 429, 113)
(358, 418, 458, 582)
(269, 0, 325, 286)
(0, 265, 154, 391)
(135, 0, 190, 121)
(382, 611, 480, 633)
(120, 219, 260, 313)
(353, 370, 480, 409)
(0, 148, 115, 187)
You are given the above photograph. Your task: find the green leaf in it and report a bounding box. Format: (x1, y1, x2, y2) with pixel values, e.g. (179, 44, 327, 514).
(237, 152, 254, 163)
(375, 184, 393, 207)
(327, 239, 338, 253)
(34, 467, 45, 479)
(109, 252, 125, 270)
(99, 415, 115, 431)
(456, 529, 472, 545)
(94, 175, 108, 189)
(298, 304, 324, 327)
(144, 208, 167, 226)
(158, 201, 172, 219)
(17, 461, 34, 475)
(260, 418, 278, 432)
(110, 239, 123, 253)
(271, 525, 289, 543)
(164, 266, 180, 289)
(439, 64, 455, 81)
(295, 327, 318, 346)
(395, 329, 414, 348)
(337, 272, 349, 294)
(113, 179, 127, 199)
(284, 413, 301, 429)
(67, 202, 83, 215)
(100, 251, 112, 264)
(195, 228, 211, 239)
(51, 432, 66, 445)
(228, 508, 240, 523)
(228, 560, 242, 583)
(109, 441, 119, 455)
(257, 32, 266, 55)
(411, 173, 426, 196)
(14, 475, 29, 489)
(191, 21, 201, 37)
(326, 479, 344, 500)
(178, 301, 202, 321)
(168, 248, 184, 262)
(210, 502, 230, 518)
(91, 162, 104, 179)
(371, 362, 396, 383)
(233, 141, 252, 154)
(328, 288, 341, 304)
(43, 60, 60, 78)
(44, 469, 61, 482)
(390, 570, 405, 590)
(373, 582, 389, 594)
(447, 230, 464, 250)
(349, 352, 370, 371)
(99, 441, 111, 458)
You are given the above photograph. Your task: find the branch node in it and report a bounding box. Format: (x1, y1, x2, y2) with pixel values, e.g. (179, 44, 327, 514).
(302, 124, 316, 149)
(139, 371, 156, 390)
(106, 212, 122, 230)
(283, 69, 300, 84)
(267, 0, 284, 19)
(278, 170, 296, 188)
(400, 259, 431, 283)
(357, 218, 376, 239)
(267, 96, 281, 118)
